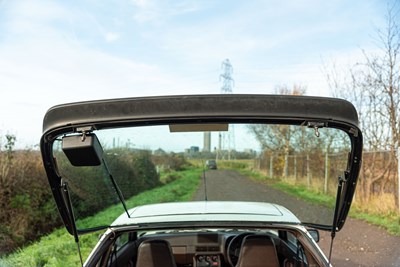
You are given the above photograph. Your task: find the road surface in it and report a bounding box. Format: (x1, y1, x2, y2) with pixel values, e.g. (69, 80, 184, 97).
(192, 170, 400, 267)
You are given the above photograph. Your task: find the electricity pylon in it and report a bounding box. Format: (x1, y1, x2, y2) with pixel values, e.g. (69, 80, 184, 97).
(217, 59, 235, 160)
(220, 59, 234, 94)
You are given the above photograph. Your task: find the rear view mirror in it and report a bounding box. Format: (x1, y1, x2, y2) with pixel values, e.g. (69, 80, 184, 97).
(62, 133, 103, 166)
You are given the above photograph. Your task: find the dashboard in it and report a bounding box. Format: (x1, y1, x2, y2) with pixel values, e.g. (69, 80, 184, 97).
(136, 230, 296, 267)
(139, 232, 230, 266)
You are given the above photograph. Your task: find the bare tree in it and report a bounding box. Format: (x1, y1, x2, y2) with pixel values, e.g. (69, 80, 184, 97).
(325, 4, 400, 207)
(250, 84, 307, 178)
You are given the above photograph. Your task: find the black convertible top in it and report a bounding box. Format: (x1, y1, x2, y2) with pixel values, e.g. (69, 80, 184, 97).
(42, 94, 359, 134)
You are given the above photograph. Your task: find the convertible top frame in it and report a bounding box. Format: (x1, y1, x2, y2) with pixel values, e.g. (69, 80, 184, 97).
(40, 94, 362, 235)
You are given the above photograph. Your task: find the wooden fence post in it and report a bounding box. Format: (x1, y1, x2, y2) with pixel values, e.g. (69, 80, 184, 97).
(324, 150, 328, 193)
(398, 148, 400, 211)
(269, 155, 273, 178)
(307, 154, 311, 188)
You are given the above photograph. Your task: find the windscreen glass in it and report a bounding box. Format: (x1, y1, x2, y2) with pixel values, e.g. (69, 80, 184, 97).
(52, 122, 351, 230)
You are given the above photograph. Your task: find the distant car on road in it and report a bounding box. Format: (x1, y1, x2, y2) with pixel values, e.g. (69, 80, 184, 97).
(206, 159, 217, 169)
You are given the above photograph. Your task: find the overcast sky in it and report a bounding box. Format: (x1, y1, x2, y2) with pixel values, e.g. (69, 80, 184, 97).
(0, 0, 392, 147)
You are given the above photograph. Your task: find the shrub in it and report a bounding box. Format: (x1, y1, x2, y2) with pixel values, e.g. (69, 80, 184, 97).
(0, 149, 61, 256)
(0, 144, 161, 256)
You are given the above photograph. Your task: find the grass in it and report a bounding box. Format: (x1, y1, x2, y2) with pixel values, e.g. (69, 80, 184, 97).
(349, 210, 400, 235)
(2, 168, 201, 267)
(348, 193, 400, 235)
(271, 182, 336, 209)
(240, 169, 400, 236)
(239, 169, 274, 182)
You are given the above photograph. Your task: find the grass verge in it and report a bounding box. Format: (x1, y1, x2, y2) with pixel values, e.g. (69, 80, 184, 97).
(240, 169, 400, 236)
(348, 208, 400, 236)
(2, 168, 201, 267)
(271, 182, 336, 209)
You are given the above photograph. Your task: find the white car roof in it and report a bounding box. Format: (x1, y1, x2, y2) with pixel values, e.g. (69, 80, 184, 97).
(111, 201, 301, 227)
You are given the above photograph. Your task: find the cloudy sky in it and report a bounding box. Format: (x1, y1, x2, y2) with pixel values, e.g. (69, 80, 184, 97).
(0, 0, 391, 147)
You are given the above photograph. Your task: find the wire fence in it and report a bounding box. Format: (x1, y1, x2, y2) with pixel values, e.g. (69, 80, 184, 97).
(254, 150, 399, 212)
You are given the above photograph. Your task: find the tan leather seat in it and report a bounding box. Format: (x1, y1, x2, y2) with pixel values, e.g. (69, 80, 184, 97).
(236, 235, 280, 267)
(135, 240, 177, 267)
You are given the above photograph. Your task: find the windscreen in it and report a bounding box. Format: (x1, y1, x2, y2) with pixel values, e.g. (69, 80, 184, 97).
(52, 122, 351, 230)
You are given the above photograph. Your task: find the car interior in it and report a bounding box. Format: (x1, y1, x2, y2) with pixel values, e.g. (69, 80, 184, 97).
(102, 228, 323, 267)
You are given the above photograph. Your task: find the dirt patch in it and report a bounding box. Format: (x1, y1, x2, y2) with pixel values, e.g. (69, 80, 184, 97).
(193, 170, 400, 266)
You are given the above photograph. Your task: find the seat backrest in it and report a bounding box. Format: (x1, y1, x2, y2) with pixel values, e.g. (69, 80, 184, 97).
(135, 240, 177, 267)
(236, 235, 280, 267)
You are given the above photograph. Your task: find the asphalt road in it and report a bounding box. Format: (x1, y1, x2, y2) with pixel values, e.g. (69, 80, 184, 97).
(193, 169, 400, 267)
